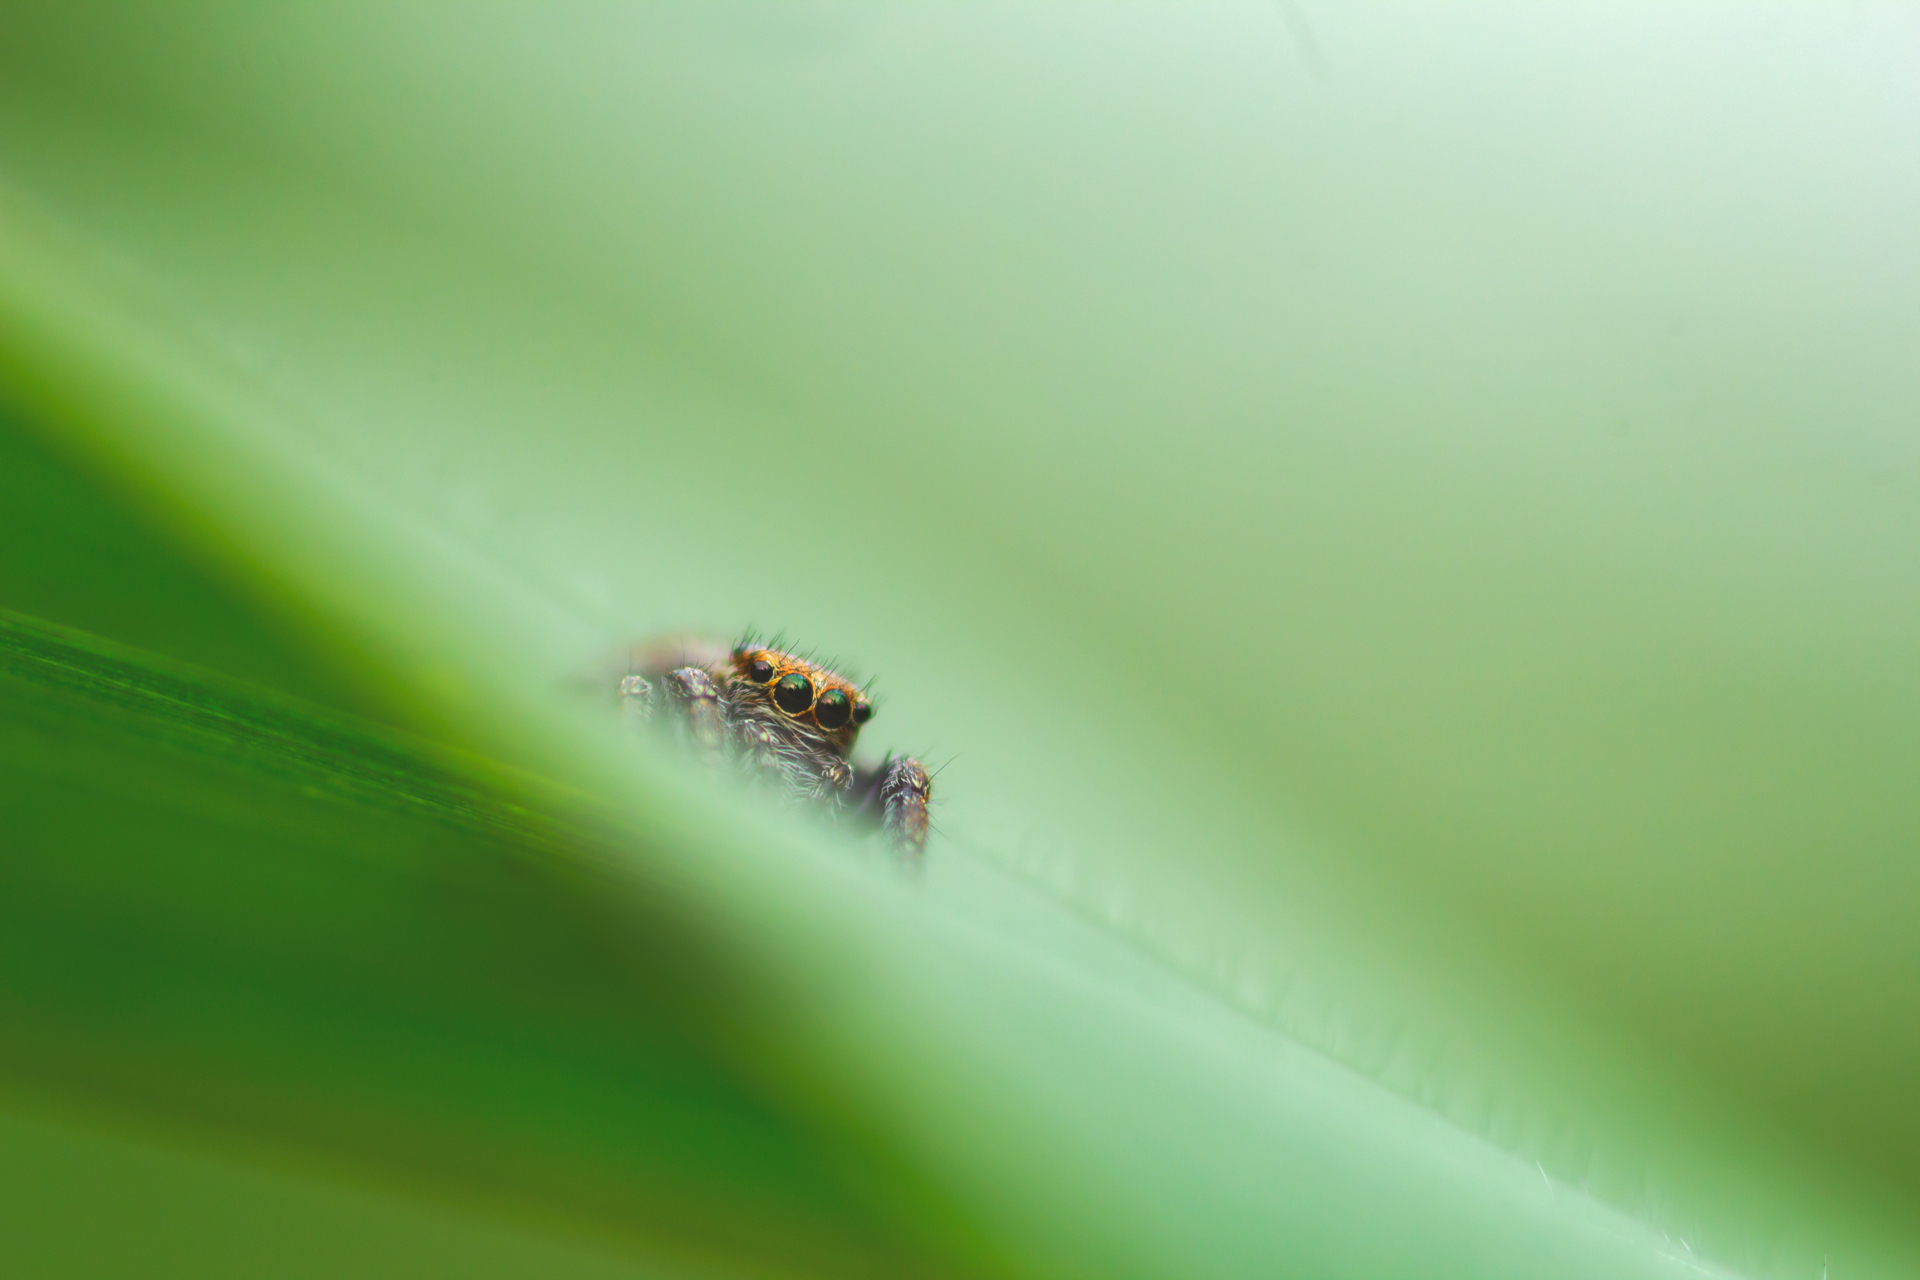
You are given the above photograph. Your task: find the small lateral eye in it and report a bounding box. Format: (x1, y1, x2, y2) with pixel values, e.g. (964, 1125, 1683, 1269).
(747, 656, 775, 683)
(773, 673, 814, 715)
(852, 700, 873, 725)
(814, 688, 851, 730)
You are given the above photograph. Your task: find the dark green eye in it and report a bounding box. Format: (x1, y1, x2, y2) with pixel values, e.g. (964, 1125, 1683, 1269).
(852, 700, 873, 725)
(773, 673, 814, 715)
(747, 656, 775, 683)
(814, 688, 851, 730)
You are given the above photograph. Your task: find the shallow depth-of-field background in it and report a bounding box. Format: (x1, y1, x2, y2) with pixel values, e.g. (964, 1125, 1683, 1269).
(0, 6, 1915, 1278)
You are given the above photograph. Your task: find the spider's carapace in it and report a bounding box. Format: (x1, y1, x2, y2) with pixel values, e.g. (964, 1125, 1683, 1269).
(618, 637, 930, 856)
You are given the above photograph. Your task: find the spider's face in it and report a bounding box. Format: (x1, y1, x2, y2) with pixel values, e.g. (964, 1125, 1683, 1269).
(728, 646, 873, 756)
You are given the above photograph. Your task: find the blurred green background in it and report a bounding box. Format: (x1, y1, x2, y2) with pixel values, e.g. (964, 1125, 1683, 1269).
(0, 4, 1914, 1277)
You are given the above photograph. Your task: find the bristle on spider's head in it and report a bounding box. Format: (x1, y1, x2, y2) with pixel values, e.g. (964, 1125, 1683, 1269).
(725, 639, 875, 743)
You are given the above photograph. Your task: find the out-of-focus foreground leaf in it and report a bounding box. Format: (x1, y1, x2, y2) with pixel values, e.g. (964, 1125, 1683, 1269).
(0, 5, 1915, 1278)
(0, 607, 938, 1278)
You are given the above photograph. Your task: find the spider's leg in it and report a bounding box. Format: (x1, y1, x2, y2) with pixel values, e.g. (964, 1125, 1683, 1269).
(881, 756, 932, 856)
(618, 673, 654, 729)
(851, 755, 931, 856)
(660, 666, 728, 767)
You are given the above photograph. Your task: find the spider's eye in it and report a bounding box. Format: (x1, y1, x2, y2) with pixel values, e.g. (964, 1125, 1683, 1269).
(747, 656, 775, 683)
(814, 688, 851, 730)
(773, 673, 814, 715)
(852, 700, 873, 725)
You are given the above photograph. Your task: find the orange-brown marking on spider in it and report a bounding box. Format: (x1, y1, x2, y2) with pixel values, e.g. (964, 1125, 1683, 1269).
(730, 647, 874, 748)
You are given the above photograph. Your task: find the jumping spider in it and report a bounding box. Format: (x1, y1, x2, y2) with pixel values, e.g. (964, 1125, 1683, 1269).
(618, 637, 931, 856)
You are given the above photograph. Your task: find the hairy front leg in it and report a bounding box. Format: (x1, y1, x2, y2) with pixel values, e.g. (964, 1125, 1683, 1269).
(622, 665, 730, 769)
(659, 666, 729, 767)
(852, 755, 931, 857)
(618, 673, 653, 730)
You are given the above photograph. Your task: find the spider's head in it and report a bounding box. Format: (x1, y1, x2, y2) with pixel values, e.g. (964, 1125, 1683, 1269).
(729, 646, 873, 754)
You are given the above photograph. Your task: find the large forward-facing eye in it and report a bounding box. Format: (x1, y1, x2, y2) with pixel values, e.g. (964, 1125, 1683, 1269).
(746, 655, 775, 683)
(773, 673, 814, 715)
(813, 688, 851, 730)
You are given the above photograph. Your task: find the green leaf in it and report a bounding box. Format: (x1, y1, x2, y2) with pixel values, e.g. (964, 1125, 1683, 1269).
(0, 609, 935, 1276)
